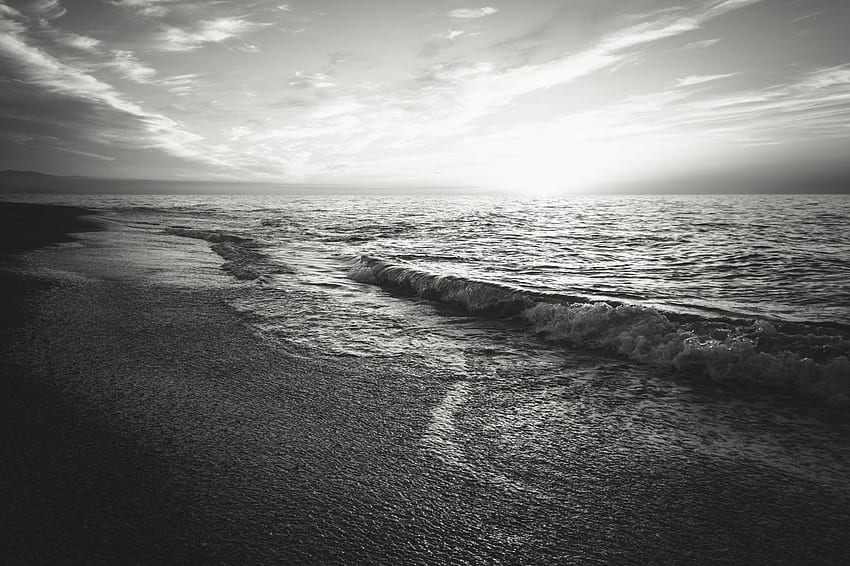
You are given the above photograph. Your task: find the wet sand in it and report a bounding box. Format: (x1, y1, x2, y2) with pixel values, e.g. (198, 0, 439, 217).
(2, 202, 850, 565)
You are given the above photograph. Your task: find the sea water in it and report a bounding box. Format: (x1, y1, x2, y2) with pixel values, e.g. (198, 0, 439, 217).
(39, 192, 848, 403)
(8, 191, 850, 563)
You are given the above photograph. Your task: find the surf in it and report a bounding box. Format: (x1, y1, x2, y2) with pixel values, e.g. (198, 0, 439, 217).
(348, 255, 850, 407)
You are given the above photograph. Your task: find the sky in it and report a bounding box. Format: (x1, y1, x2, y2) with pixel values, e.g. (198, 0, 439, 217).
(0, 0, 849, 193)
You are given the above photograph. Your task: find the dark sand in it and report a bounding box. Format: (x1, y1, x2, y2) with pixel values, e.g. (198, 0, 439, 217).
(0, 202, 102, 257)
(2, 202, 850, 565)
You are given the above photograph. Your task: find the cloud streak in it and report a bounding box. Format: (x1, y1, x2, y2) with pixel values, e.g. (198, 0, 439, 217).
(448, 7, 498, 19)
(675, 72, 738, 87)
(106, 0, 180, 18)
(157, 17, 268, 51)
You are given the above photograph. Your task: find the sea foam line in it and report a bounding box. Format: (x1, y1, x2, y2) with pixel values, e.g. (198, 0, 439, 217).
(164, 227, 294, 280)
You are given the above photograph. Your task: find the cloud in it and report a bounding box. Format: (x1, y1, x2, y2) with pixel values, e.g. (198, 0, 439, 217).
(675, 66, 850, 144)
(439, 30, 465, 41)
(448, 7, 499, 19)
(154, 73, 200, 96)
(289, 70, 334, 89)
(0, 22, 220, 166)
(792, 11, 822, 23)
(0, 2, 25, 20)
(798, 65, 850, 90)
(53, 146, 116, 161)
(417, 60, 850, 189)
(4, 0, 823, 184)
(31, 0, 66, 20)
(283, 52, 353, 91)
(158, 17, 267, 51)
(57, 32, 102, 52)
(683, 38, 721, 50)
(419, 0, 768, 116)
(109, 49, 157, 82)
(675, 72, 737, 87)
(106, 0, 180, 18)
(555, 64, 850, 149)
(209, 0, 777, 182)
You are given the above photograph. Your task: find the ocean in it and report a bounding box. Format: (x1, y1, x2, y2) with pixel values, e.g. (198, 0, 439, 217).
(29, 192, 850, 401)
(6, 191, 850, 563)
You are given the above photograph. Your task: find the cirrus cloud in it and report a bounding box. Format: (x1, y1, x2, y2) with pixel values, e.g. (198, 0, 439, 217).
(157, 17, 268, 51)
(448, 7, 498, 19)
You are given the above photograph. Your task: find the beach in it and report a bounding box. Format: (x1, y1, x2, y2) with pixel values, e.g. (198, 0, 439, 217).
(0, 203, 448, 563)
(2, 200, 850, 565)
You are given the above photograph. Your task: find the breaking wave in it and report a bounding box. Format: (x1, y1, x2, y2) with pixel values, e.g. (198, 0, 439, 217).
(348, 255, 850, 407)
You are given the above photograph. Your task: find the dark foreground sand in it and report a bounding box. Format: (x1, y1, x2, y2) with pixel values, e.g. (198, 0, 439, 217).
(0, 202, 102, 257)
(2, 202, 850, 565)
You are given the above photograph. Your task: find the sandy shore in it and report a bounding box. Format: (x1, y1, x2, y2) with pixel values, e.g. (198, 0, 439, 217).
(0, 203, 442, 563)
(3, 202, 850, 565)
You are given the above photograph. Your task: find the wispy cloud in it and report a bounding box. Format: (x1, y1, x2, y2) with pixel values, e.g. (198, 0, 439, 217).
(688, 66, 850, 141)
(791, 11, 823, 23)
(289, 70, 335, 89)
(675, 72, 738, 87)
(529, 64, 850, 150)
(439, 30, 465, 41)
(109, 49, 156, 82)
(0, 3, 24, 20)
(54, 145, 116, 161)
(798, 65, 850, 90)
(683, 38, 721, 50)
(158, 17, 267, 51)
(413, 61, 850, 188)
(194, 0, 777, 182)
(405, 0, 764, 127)
(106, 0, 180, 18)
(0, 20, 220, 165)
(56, 32, 101, 52)
(31, 0, 66, 20)
(154, 73, 200, 96)
(448, 7, 499, 19)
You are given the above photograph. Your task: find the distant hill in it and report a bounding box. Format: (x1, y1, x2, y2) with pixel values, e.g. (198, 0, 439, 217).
(0, 170, 57, 179)
(0, 171, 484, 195)
(2, 169, 848, 195)
(0, 170, 260, 195)
(0, 170, 116, 193)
